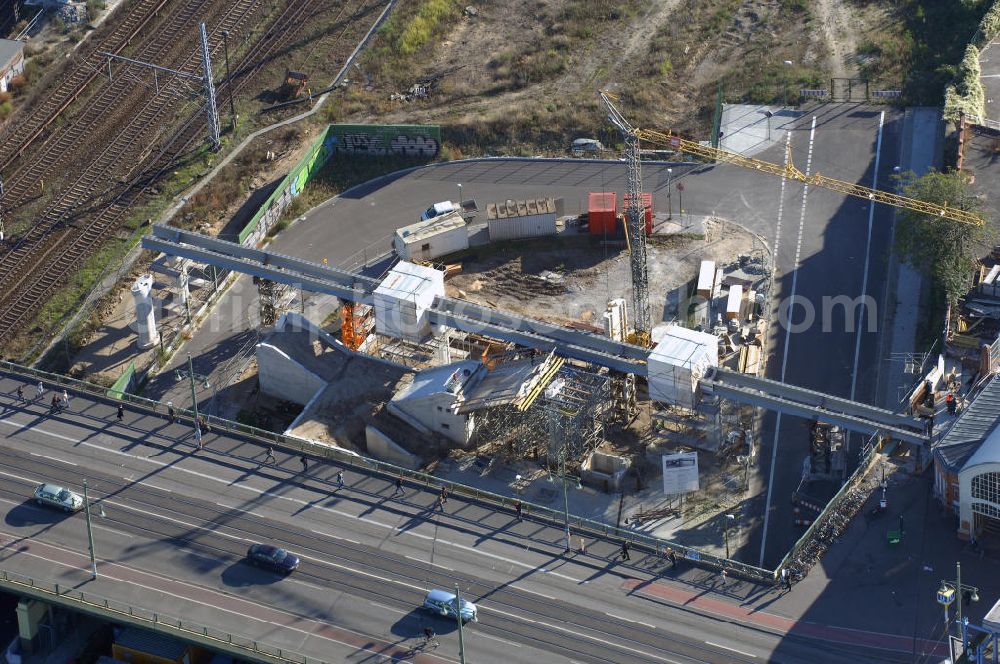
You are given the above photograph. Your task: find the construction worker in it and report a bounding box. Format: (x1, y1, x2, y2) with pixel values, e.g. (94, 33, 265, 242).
(946, 393, 957, 416)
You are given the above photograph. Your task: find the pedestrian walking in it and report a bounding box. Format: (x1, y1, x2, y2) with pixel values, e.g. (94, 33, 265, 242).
(50, 394, 60, 413)
(16, 385, 23, 401)
(515, 500, 522, 521)
(393, 475, 404, 496)
(579, 535, 586, 554)
(946, 393, 957, 416)
(117, 403, 124, 421)
(36, 382, 44, 399)
(167, 403, 175, 423)
(668, 550, 677, 568)
(300, 455, 308, 472)
(620, 540, 630, 561)
(720, 569, 728, 585)
(264, 446, 275, 464)
(780, 567, 790, 590)
(62, 390, 70, 410)
(336, 471, 345, 490)
(436, 486, 448, 510)
(195, 425, 203, 450)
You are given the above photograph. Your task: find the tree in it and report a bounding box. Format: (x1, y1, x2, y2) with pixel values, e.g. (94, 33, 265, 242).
(894, 169, 993, 309)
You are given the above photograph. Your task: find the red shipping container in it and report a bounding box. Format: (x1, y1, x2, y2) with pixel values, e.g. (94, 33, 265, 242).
(623, 192, 653, 235)
(588, 192, 617, 235)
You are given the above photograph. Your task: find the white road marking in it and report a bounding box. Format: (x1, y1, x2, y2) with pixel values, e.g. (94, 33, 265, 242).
(0, 418, 583, 584)
(487, 604, 684, 664)
(477, 632, 523, 647)
(30, 453, 76, 465)
(849, 110, 885, 402)
(705, 641, 757, 658)
(760, 115, 817, 567)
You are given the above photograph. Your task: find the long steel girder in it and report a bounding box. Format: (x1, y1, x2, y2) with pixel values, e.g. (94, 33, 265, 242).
(704, 368, 927, 443)
(144, 225, 378, 303)
(144, 226, 927, 442)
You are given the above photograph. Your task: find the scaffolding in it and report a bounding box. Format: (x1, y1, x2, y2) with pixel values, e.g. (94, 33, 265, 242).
(470, 362, 610, 465)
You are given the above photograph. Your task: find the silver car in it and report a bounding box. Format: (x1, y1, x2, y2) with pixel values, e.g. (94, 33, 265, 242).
(33, 483, 83, 513)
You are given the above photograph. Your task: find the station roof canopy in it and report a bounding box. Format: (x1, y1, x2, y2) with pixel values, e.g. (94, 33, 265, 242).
(934, 375, 1000, 472)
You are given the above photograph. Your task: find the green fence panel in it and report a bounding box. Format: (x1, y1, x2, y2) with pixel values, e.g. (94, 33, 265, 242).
(237, 125, 335, 245)
(106, 361, 136, 400)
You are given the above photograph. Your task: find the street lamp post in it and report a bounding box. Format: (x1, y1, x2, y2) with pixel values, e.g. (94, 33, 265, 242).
(222, 30, 236, 132)
(938, 561, 980, 647)
(676, 181, 684, 219)
(666, 168, 673, 220)
(83, 479, 97, 579)
(764, 110, 773, 142)
(724, 513, 735, 559)
(561, 453, 571, 553)
(187, 353, 202, 443)
(454, 583, 467, 664)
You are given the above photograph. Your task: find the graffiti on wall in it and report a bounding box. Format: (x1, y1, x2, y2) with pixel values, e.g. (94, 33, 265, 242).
(325, 124, 441, 158)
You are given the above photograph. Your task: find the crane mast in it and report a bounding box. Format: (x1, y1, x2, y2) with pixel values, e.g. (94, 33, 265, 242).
(602, 93, 652, 346)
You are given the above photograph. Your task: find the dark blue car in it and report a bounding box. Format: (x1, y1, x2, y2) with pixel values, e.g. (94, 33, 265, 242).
(246, 544, 300, 574)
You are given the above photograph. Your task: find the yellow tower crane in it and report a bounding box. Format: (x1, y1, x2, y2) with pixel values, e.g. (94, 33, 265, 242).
(632, 126, 985, 227)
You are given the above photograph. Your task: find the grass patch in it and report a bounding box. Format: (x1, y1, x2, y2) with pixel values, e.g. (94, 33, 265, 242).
(364, 0, 463, 85)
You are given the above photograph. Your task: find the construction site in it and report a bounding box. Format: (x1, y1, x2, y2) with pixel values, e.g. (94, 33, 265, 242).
(122, 93, 987, 575)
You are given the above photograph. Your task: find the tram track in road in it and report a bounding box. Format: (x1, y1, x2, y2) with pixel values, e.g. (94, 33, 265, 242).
(0, 439, 750, 664)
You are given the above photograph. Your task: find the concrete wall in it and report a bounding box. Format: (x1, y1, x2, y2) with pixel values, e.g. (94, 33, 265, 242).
(365, 425, 421, 469)
(391, 392, 473, 445)
(255, 343, 326, 406)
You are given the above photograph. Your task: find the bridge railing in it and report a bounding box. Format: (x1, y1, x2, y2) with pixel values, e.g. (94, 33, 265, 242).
(0, 568, 324, 664)
(0, 361, 776, 584)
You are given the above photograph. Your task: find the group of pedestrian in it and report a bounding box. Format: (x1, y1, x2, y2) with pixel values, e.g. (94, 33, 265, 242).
(49, 389, 71, 413)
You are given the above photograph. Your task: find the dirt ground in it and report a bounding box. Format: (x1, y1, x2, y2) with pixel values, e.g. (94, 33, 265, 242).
(446, 218, 758, 328)
(350, 0, 871, 143)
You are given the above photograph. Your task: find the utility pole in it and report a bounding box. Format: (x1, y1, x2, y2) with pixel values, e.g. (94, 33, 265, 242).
(454, 584, 466, 664)
(100, 21, 221, 150)
(83, 479, 97, 579)
(199, 23, 221, 150)
(222, 30, 237, 132)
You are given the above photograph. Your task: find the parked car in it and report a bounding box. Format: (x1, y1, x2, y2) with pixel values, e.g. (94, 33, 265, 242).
(422, 589, 478, 623)
(33, 484, 83, 513)
(571, 138, 604, 156)
(246, 543, 300, 574)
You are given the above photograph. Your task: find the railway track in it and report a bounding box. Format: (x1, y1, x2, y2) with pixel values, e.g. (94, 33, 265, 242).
(0, 0, 234, 212)
(0, 0, 173, 175)
(0, 0, 386, 351)
(0, 0, 265, 347)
